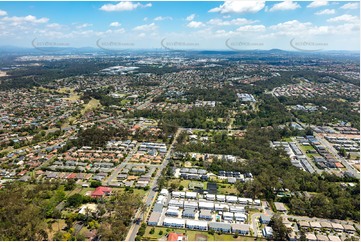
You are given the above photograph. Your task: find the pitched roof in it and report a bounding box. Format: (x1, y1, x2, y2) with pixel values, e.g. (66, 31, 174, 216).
(167, 232, 182, 241)
(91, 186, 111, 197)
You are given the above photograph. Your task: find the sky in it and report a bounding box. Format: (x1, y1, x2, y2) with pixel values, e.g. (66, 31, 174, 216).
(0, 1, 359, 51)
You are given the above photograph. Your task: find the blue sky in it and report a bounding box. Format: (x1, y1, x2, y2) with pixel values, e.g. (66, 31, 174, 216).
(0, 1, 359, 51)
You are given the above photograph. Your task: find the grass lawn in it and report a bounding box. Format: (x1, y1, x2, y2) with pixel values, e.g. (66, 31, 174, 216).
(47, 219, 66, 240)
(81, 99, 100, 115)
(168, 179, 191, 190)
(121, 99, 131, 105)
(143, 227, 167, 240)
(281, 137, 293, 142)
(79, 187, 94, 196)
(143, 227, 262, 241)
(217, 183, 239, 195)
(111, 187, 148, 197)
(302, 145, 315, 151)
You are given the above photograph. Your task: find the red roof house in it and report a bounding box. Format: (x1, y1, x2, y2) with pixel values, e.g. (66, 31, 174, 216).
(91, 186, 112, 198)
(167, 232, 184, 241)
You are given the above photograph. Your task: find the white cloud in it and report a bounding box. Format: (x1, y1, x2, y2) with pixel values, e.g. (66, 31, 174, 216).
(187, 21, 205, 28)
(327, 14, 359, 23)
(269, 20, 329, 36)
(46, 23, 62, 29)
(269, 1, 300, 12)
(186, 14, 196, 21)
(76, 23, 92, 29)
(0, 10, 7, 16)
(110, 22, 121, 27)
(100, 1, 151, 12)
(307, 1, 328, 8)
(208, 18, 256, 26)
(143, 17, 148, 21)
(154, 16, 173, 21)
(133, 23, 157, 31)
(105, 28, 126, 34)
(209, 0, 265, 14)
(2, 15, 49, 24)
(341, 3, 359, 10)
(236, 25, 266, 32)
(315, 9, 335, 15)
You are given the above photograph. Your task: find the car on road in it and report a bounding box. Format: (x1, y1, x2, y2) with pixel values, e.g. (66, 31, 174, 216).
(135, 218, 141, 225)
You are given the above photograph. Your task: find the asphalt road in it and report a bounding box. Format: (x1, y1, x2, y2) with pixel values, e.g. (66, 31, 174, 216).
(104, 143, 140, 186)
(125, 129, 181, 241)
(314, 133, 359, 178)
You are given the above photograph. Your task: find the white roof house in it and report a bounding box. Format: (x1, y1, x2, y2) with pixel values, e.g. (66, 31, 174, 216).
(160, 188, 169, 196)
(232, 224, 250, 235)
(172, 191, 185, 198)
(254, 199, 261, 206)
(226, 195, 238, 203)
(199, 210, 213, 220)
(185, 192, 198, 199)
(209, 222, 231, 233)
(166, 208, 180, 217)
(216, 195, 226, 201)
(157, 195, 167, 205)
(239, 197, 252, 204)
(205, 194, 216, 200)
(234, 212, 247, 222)
(185, 219, 208, 231)
(183, 201, 198, 209)
(215, 203, 229, 211)
(327, 235, 341, 241)
(169, 199, 184, 208)
(229, 206, 245, 213)
(223, 212, 234, 220)
(262, 226, 273, 238)
(199, 201, 214, 210)
(148, 211, 161, 226)
(163, 217, 185, 228)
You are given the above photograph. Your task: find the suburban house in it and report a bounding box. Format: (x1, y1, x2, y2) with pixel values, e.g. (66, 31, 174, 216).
(231, 224, 250, 235)
(208, 222, 231, 233)
(91, 186, 112, 198)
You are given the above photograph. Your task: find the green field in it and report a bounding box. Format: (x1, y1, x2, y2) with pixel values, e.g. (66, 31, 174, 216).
(81, 98, 100, 115)
(217, 183, 239, 195)
(143, 227, 263, 241)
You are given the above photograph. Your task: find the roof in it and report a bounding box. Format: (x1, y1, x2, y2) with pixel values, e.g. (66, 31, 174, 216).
(186, 219, 208, 227)
(343, 224, 356, 231)
(167, 232, 182, 241)
(309, 221, 322, 228)
(306, 233, 317, 240)
(316, 234, 329, 241)
(320, 222, 332, 228)
(328, 235, 341, 241)
(183, 209, 195, 215)
(163, 217, 185, 225)
(91, 186, 111, 197)
(148, 212, 161, 224)
(231, 224, 250, 231)
(274, 202, 287, 211)
(153, 203, 164, 213)
(200, 210, 212, 216)
(209, 222, 231, 230)
(260, 214, 271, 220)
(299, 221, 310, 227)
(332, 223, 344, 230)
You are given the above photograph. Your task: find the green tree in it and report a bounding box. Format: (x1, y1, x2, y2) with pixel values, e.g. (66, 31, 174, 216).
(270, 214, 290, 241)
(66, 194, 84, 207)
